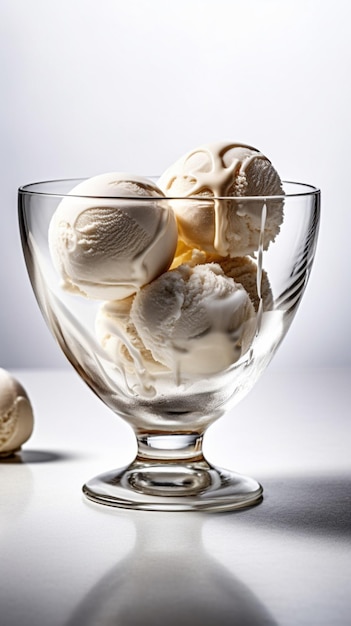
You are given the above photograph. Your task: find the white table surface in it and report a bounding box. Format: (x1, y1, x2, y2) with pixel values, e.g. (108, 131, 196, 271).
(1, 367, 350, 626)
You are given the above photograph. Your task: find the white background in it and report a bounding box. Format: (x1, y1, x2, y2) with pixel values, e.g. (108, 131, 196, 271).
(1, 0, 350, 368)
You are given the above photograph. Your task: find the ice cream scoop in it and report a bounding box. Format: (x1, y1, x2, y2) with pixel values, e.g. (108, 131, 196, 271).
(129, 262, 256, 376)
(158, 141, 284, 257)
(49, 173, 178, 300)
(0, 369, 34, 457)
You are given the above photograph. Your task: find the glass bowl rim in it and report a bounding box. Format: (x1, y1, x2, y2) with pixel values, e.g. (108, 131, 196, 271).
(18, 178, 320, 201)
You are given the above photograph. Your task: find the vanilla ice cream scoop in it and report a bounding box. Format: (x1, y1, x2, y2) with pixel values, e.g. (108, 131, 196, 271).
(0, 369, 34, 457)
(158, 141, 284, 257)
(49, 173, 178, 300)
(130, 263, 256, 376)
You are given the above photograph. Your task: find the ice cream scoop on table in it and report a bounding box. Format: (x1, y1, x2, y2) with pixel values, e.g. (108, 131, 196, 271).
(0, 369, 34, 457)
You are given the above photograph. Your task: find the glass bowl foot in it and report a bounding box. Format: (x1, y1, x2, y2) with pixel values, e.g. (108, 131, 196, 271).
(82, 460, 263, 512)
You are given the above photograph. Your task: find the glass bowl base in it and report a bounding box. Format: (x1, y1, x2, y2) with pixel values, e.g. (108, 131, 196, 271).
(82, 461, 263, 512)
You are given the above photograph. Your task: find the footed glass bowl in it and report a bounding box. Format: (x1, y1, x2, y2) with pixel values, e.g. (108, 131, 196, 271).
(18, 180, 320, 511)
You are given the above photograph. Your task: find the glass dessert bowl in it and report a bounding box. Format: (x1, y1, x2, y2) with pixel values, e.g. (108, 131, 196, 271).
(18, 176, 320, 512)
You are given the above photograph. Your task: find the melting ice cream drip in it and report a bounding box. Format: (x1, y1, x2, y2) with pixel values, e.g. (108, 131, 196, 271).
(256, 202, 267, 333)
(178, 145, 242, 256)
(96, 312, 157, 398)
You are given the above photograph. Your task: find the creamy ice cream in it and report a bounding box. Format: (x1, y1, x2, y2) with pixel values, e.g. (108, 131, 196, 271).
(97, 263, 256, 380)
(0, 369, 34, 457)
(49, 173, 178, 300)
(158, 141, 284, 257)
(129, 263, 256, 376)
